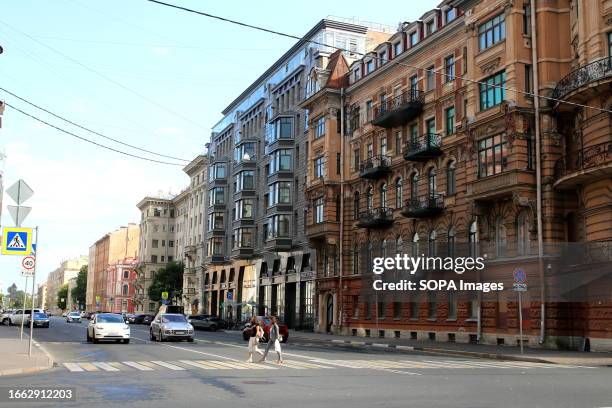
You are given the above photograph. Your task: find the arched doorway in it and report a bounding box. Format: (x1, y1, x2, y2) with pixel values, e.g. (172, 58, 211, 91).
(326, 294, 334, 333)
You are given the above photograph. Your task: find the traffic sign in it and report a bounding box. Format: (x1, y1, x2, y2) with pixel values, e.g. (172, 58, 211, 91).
(6, 179, 33, 205)
(8, 205, 31, 227)
(1, 227, 33, 255)
(227, 292, 233, 301)
(161, 291, 169, 300)
(22, 256, 36, 270)
(513, 268, 527, 284)
(513, 283, 528, 292)
(21, 269, 34, 277)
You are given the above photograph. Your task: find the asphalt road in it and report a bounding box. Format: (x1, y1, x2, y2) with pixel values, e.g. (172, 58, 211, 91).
(0, 316, 610, 408)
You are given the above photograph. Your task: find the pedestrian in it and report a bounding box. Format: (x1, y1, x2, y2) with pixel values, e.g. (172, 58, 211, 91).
(260, 316, 283, 364)
(246, 316, 264, 363)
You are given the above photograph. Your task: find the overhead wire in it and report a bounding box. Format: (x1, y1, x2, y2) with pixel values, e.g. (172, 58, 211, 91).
(145, 0, 612, 114)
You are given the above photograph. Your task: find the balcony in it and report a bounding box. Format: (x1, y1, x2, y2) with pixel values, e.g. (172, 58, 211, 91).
(306, 221, 340, 241)
(206, 255, 226, 264)
(372, 89, 424, 128)
(467, 169, 535, 201)
(356, 207, 394, 229)
(551, 57, 612, 110)
(403, 133, 443, 162)
(359, 155, 391, 179)
(209, 226, 226, 237)
(232, 158, 257, 174)
(401, 194, 444, 218)
(231, 247, 254, 259)
(264, 237, 292, 251)
(553, 141, 612, 190)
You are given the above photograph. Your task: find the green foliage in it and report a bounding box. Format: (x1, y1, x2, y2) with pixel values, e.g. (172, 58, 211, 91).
(57, 284, 68, 310)
(71, 265, 88, 308)
(147, 261, 184, 305)
(12, 290, 33, 309)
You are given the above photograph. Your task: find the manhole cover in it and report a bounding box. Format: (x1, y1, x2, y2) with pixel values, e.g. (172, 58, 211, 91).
(242, 380, 275, 385)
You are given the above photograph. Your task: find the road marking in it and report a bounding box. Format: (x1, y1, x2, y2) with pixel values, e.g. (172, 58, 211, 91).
(179, 360, 216, 370)
(63, 363, 83, 372)
(122, 361, 154, 371)
(78, 362, 99, 372)
(193, 360, 232, 369)
(91, 362, 119, 372)
(150, 361, 186, 371)
(130, 336, 241, 361)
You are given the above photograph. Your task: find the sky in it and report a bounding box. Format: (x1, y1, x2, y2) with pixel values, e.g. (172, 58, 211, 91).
(0, 0, 440, 295)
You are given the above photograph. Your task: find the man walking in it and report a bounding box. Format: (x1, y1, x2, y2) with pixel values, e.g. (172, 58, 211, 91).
(260, 316, 283, 364)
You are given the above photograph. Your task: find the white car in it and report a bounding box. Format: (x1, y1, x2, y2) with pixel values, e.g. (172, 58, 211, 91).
(66, 311, 81, 323)
(87, 313, 130, 344)
(4, 309, 44, 326)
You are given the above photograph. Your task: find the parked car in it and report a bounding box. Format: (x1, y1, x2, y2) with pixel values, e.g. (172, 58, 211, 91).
(150, 313, 194, 342)
(1, 309, 14, 325)
(124, 313, 136, 324)
(86, 313, 130, 344)
(83, 311, 94, 319)
(62, 312, 68, 317)
(32, 312, 50, 328)
(189, 316, 227, 331)
(132, 314, 154, 325)
(242, 316, 288, 343)
(4, 309, 44, 326)
(66, 311, 81, 323)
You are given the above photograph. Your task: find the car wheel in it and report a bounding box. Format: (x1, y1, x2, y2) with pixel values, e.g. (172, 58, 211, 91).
(92, 332, 99, 344)
(187, 337, 194, 343)
(8, 319, 13, 326)
(1, 318, 8, 326)
(123, 339, 130, 344)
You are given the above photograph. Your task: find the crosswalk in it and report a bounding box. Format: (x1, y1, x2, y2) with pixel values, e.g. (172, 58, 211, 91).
(61, 358, 592, 373)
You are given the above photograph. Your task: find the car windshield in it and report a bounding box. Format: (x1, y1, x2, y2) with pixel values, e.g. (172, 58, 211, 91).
(96, 314, 125, 323)
(34, 313, 47, 318)
(69, 312, 80, 316)
(162, 315, 187, 323)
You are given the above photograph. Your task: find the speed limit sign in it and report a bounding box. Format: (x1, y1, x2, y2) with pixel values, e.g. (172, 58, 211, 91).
(22, 255, 36, 270)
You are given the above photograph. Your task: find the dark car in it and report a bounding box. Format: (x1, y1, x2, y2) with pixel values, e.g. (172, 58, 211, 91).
(242, 316, 288, 343)
(132, 314, 155, 325)
(83, 311, 94, 319)
(189, 315, 226, 331)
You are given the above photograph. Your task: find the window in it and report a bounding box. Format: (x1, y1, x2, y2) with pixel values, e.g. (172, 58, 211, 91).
(152, 239, 159, 248)
(315, 116, 325, 139)
(123, 270, 129, 279)
(208, 212, 224, 230)
(393, 41, 402, 57)
(478, 14, 506, 50)
(381, 239, 387, 258)
(410, 74, 418, 90)
(448, 291, 457, 319)
(209, 187, 225, 205)
(268, 214, 290, 238)
(428, 230, 437, 257)
(409, 31, 418, 46)
(445, 8, 456, 23)
(447, 227, 456, 257)
(353, 149, 360, 172)
(445, 106, 455, 135)
(395, 131, 402, 155)
(524, 64, 533, 93)
(428, 291, 437, 319)
(268, 182, 291, 206)
(237, 199, 254, 219)
(380, 137, 387, 155)
(410, 173, 418, 200)
(236, 170, 254, 191)
(425, 20, 435, 36)
(366, 60, 374, 74)
(410, 295, 419, 319)
(353, 192, 360, 220)
(314, 156, 324, 178)
(446, 160, 456, 195)
(366, 187, 373, 210)
(168, 240, 174, 248)
(523, 4, 531, 35)
(395, 178, 403, 209)
(426, 66, 435, 91)
(380, 183, 387, 207)
(478, 134, 507, 177)
(234, 228, 254, 248)
(335, 195, 340, 222)
(495, 217, 507, 257)
(365, 100, 373, 121)
(479, 71, 506, 110)
(151, 255, 158, 263)
(517, 211, 530, 255)
(335, 153, 340, 175)
(366, 143, 373, 158)
(377, 301, 385, 319)
(412, 233, 420, 257)
(277, 117, 293, 138)
(352, 248, 360, 275)
(354, 67, 361, 82)
(427, 167, 437, 197)
(410, 124, 418, 146)
(379, 50, 387, 65)
(445, 55, 455, 81)
(313, 197, 324, 224)
(270, 149, 292, 173)
(426, 118, 436, 139)
(469, 221, 478, 257)
(208, 237, 224, 256)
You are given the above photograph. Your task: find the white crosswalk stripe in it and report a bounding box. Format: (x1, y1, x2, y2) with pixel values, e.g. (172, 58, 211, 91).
(122, 361, 154, 371)
(91, 362, 120, 372)
(63, 363, 84, 372)
(150, 361, 186, 371)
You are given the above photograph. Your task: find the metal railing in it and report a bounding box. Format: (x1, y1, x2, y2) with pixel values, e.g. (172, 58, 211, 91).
(405, 133, 442, 154)
(554, 141, 612, 180)
(403, 194, 444, 213)
(358, 207, 394, 223)
(359, 155, 391, 174)
(551, 57, 612, 101)
(374, 89, 424, 120)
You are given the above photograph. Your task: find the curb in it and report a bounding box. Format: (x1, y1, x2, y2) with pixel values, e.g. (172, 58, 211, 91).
(0, 334, 57, 377)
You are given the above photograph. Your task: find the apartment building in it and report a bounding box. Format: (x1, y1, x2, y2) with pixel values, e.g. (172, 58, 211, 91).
(203, 18, 393, 329)
(303, 0, 611, 350)
(46, 256, 88, 315)
(37, 283, 47, 310)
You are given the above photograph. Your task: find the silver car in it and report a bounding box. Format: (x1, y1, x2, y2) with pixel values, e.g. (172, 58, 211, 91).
(149, 313, 194, 342)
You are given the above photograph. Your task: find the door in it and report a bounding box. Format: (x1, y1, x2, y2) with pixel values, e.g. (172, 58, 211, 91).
(284, 282, 296, 329)
(326, 295, 334, 333)
(211, 291, 218, 318)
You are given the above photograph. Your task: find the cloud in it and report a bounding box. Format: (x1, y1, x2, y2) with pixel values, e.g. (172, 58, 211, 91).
(151, 47, 170, 57)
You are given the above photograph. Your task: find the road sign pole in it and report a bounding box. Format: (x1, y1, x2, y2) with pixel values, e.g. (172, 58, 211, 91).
(20, 275, 28, 340)
(518, 290, 524, 355)
(28, 226, 38, 357)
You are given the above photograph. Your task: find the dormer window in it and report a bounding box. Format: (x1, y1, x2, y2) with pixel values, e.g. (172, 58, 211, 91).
(425, 20, 435, 36)
(366, 60, 374, 74)
(445, 8, 456, 23)
(409, 31, 418, 47)
(393, 42, 402, 57)
(379, 50, 387, 65)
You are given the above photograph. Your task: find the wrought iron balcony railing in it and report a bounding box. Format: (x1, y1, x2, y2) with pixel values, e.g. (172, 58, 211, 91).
(356, 207, 394, 228)
(551, 57, 612, 102)
(404, 133, 443, 162)
(553, 141, 612, 182)
(358, 155, 391, 179)
(401, 194, 445, 218)
(372, 89, 424, 128)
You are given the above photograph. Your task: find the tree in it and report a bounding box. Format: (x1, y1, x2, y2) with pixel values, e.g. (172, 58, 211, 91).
(12, 291, 33, 309)
(147, 261, 184, 306)
(57, 284, 68, 310)
(71, 265, 87, 309)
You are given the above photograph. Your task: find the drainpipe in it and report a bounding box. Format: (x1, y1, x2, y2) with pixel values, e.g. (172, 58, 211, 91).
(338, 88, 345, 333)
(530, 0, 546, 344)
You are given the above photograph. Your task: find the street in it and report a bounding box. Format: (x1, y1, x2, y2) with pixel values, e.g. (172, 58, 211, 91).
(0, 317, 609, 408)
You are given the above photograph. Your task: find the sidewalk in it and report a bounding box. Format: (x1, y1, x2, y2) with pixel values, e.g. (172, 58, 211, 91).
(280, 330, 612, 367)
(0, 327, 55, 377)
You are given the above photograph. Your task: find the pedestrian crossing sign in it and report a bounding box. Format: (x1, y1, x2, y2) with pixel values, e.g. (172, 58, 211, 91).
(1, 227, 33, 255)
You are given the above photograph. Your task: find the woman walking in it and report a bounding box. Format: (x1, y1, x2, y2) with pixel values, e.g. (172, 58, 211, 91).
(246, 317, 264, 363)
(260, 316, 283, 364)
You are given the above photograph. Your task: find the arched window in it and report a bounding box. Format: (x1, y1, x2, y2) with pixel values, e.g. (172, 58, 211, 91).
(447, 160, 456, 195)
(517, 211, 530, 255)
(380, 183, 387, 207)
(412, 233, 420, 257)
(204, 273, 210, 285)
(395, 178, 403, 209)
(396, 236, 403, 256)
(447, 226, 456, 257)
(366, 187, 374, 211)
(495, 217, 507, 257)
(428, 230, 437, 256)
(410, 173, 418, 200)
(352, 245, 360, 275)
(428, 167, 437, 197)
(122, 284, 129, 296)
(469, 221, 478, 257)
(381, 239, 387, 258)
(353, 191, 360, 220)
